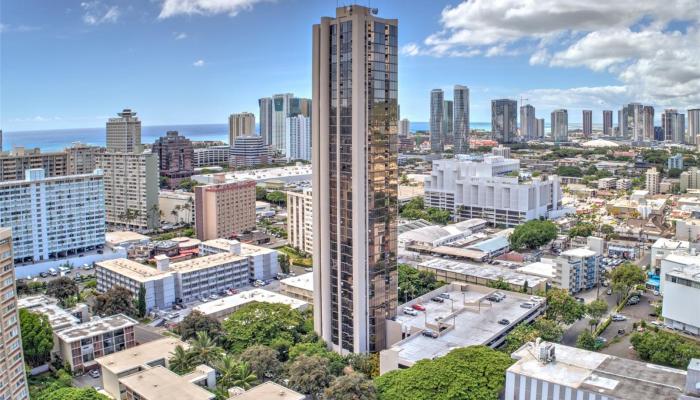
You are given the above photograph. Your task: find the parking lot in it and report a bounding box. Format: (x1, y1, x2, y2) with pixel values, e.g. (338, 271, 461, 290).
(598, 291, 658, 359)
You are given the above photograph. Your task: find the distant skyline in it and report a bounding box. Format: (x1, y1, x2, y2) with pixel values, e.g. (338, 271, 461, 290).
(2, 0, 699, 132)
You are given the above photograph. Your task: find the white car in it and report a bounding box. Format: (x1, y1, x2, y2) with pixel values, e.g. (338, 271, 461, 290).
(402, 307, 418, 316)
(89, 369, 100, 378)
(612, 314, 627, 321)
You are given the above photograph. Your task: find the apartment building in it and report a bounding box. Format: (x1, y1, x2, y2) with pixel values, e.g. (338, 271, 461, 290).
(0, 229, 29, 399)
(96, 152, 160, 231)
(662, 262, 700, 335)
(151, 131, 194, 189)
(193, 146, 230, 167)
(424, 157, 562, 227)
(194, 175, 256, 240)
(230, 136, 269, 168)
(96, 258, 176, 311)
(198, 238, 279, 281)
(286, 188, 313, 254)
(55, 314, 137, 372)
(163, 254, 249, 302)
(0, 168, 105, 263)
(553, 248, 600, 294)
(0, 146, 67, 182)
(228, 112, 256, 144)
(65, 142, 105, 175)
(106, 109, 141, 153)
(280, 272, 314, 303)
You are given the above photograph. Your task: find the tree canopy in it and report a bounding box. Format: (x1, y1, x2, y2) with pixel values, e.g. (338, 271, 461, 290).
(325, 372, 377, 400)
(631, 329, 700, 368)
(555, 166, 583, 177)
(93, 285, 136, 317)
(545, 288, 585, 325)
(610, 262, 645, 301)
(19, 309, 53, 367)
(568, 223, 595, 238)
(37, 388, 109, 400)
(46, 277, 79, 307)
(287, 354, 334, 399)
(239, 344, 283, 381)
(178, 310, 223, 342)
(398, 264, 441, 302)
(508, 220, 558, 250)
(223, 302, 308, 353)
(374, 346, 514, 400)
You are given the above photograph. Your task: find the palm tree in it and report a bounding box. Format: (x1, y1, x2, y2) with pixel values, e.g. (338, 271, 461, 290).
(190, 331, 223, 366)
(169, 345, 195, 374)
(171, 205, 180, 224)
(231, 362, 257, 390)
(214, 355, 257, 390)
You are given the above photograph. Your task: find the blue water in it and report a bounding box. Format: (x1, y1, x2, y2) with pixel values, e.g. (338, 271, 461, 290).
(3, 121, 495, 152)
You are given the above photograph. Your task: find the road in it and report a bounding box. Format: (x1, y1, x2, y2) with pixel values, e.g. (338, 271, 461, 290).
(561, 286, 619, 346)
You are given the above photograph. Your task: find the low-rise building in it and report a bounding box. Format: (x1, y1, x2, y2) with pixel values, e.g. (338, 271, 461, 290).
(662, 262, 700, 335)
(616, 178, 632, 190)
(280, 272, 313, 303)
(17, 295, 81, 332)
(193, 288, 307, 320)
(119, 366, 215, 400)
(55, 314, 137, 372)
(554, 248, 600, 294)
(96, 258, 176, 311)
(597, 177, 617, 190)
(233, 382, 305, 400)
(199, 238, 279, 281)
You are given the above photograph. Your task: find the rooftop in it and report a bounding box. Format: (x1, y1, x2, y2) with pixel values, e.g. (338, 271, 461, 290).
(420, 258, 546, 288)
(97, 258, 170, 282)
(652, 238, 690, 251)
(517, 261, 556, 279)
(200, 238, 238, 252)
(232, 382, 305, 400)
(96, 337, 187, 374)
(118, 366, 215, 400)
(56, 314, 137, 343)
(169, 252, 247, 273)
(105, 231, 150, 246)
(509, 341, 689, 399)
(466, 235, 510, 254)
(17, 295, 80, 330)
(561, 248, 598, 258)
(193, 289, 307, 317)
(667, 263, 700, 282)
(280, 272, 313, 293)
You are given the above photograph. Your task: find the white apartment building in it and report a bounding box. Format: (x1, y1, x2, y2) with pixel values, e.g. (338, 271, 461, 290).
(285, 115, 311, 161)
(96, 258, 176, 311)
(198, 238, 279, 281)
(286, 188, 313, 254)
(646, 167, 660, 195)
(96, 151, 160, 231)
(0, 168, 105, 263)
(553, 248, 600, 294)
(424, 156, 562, 227)
(616, 178, 631, 190)
(193, 146, 230, 168)
(662, 262, 700, 335)
(597, 177, 617, 190)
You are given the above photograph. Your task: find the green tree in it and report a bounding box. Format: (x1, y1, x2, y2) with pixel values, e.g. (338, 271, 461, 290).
(631, 330, 700, 368)
(178, 310, 223, 342)
(287, 355, 334, 399)
(545, 288, 585, 324)
(46, 277, 79, 307)
(288, 341, 347, 376)
(189, 331, 223, 366)
(278, 253, 290, 274)
(600, 224, 615, 239)
(19, 309, 53, 367)
(398, 264, 441, 302)
(137, 284, 146, 318)
(93, 286, 136, 317)
(256, 186, 268, 200)
(239, 344, 282, 381)
(169, 345, 195, 374)
(178, 178, 198, 192)
(37, 387, 109, 400)
(346, 353, 380, 378)
(576, 331, 597, 350)
(214, 355, 257, 390)
(265, 191, 287, 205)
(568, 223, 595, 238)
(222, 302, 307, 353)
(426, 208, 451, 225)
(533, 319, 564, 342)
(610, 262, 646, 303)
(325, 372, 377, 400)
(501, 319, 564, 354)
(374, 346, 513, 400)
(509, 220, 558, 250)
(555, 166, 583, 177)
(586, 299, 609, 332)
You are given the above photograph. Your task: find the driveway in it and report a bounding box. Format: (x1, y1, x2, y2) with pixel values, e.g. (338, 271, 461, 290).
(73, 372, 102, 390)
(597, 291, 657, 358)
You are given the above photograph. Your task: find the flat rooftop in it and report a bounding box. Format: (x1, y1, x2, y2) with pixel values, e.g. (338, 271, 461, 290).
(509, 342, 688, 399)
(96, 337, 187, 374)
(193, 289, 307, 317)
(280, 272, 313, 292)
(97, 258, 170, 282)
(17, 295, 80, 330)
(420, 258, 546, 288)
(240, 242, 275, 256)
(233, 382, 304, 400)
(561, 248, 597, 258)
(200, 238, 238, 252)
(105, 231, 150, 246)
(118, 366, 215, 400)
(169, 252, 247, 273)
(56, 314, 137, 343)
(667, 263, 700, 282)
(517, 261, 556, 279)
(392, 289, 544, 364)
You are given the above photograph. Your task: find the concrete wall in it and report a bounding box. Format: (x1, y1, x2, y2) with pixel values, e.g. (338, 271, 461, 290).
(16, 247, 127, 279)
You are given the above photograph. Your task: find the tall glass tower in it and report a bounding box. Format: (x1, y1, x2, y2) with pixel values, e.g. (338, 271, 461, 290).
(312, 5, 398, 354)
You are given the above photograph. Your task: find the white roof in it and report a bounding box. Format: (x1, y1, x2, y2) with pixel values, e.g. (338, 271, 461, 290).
(56, 314, 137, 343)
(581, 139, 620, 148)
(561, 248, 597, 258)
(193, 289, 307, 317)
(652, 238, 690, 251)
(517, 261, 556, 279)
(280, 272, 313, 292)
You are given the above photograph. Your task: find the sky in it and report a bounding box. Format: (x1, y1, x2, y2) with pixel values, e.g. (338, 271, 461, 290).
(1, 0, 699, 132)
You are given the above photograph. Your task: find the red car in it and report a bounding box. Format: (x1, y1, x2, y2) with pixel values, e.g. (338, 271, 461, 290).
(411, 303, 426, 311)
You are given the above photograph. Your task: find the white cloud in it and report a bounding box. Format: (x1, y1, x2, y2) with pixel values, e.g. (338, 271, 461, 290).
(523, 86, 628, 110)
(174, 32, 188, 40)
(411, 0, 700, 108)
(0, 23, 41, 33)
(81, 1, 120, 25)
(158, 0, 271, 19)
(193, 59, 205, 67)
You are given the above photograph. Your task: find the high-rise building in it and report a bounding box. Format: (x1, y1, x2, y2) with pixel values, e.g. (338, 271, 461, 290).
(680, 168, 700, 192)
(668, 153, 684, 170)
(96, 152, 160, 231)
(551, 109, 568, 143)
(285, 115, 311, 161)
(554, 248, 600, 294)
(152, 131, 194, 189)
(520, 104, 536, 139)
(106, 109, 141, 153)
(65, 142, 105, 175)
(442, 100, 454, 145)
(453, 85, 470, 153)
(286, 188, 313, 254)
(603, 110, 613, 136)
(0, 147, 67, 182)
(582, 110, 592, 137)
(259, 97, 274, 145)
(646, 167, 660, 195)
(230, 136, 270, 168)
(0, 229, 29, 399)
(289, 97, 312, 118)
(194, 174, 256, 240)
(620, 103, 644, 141)
(491, 99, 517, 143)
(312, 5, 398, 354)
(492, 145, 511, 158)
(536, 118, 545, 138)
(643, 106, 655, 141)
(272, 93, 294, 154)
(430, 89, 444, 152)
(0, 168, 105, 264)
(662, 109, 686, 143)
(228, 112, 256, 144)
(399, 118, 410, 136)
(689, 108, 700, 146)
(193, 146, 230, 168)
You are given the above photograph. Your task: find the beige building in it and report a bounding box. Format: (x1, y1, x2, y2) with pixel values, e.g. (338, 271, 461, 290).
(65, 142, 105, 175)
(0, 229, 29, 399)
(106, 109, 142, 153)
(0, 146, 67, 182)
(646, 167, 660, 195)
(233, 382, 304, 400)
(280, 272, 314, 303)
(159, 190, 195, 225)
(681, 168, 700, 192)
(194, 174, 256, 240)
(96, 151, 160, 231)
(286, 188, 313, 254)
(228, 112, 256, 145)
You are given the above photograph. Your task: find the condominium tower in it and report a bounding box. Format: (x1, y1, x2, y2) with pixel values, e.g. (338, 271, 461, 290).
(312, 5, 398, 353)
(65, 143, 105, 175)
(0, 229, 29, 399)
(194, 174, 256, 240)
(106, 109, 141, 153)
(0, 147, 67, 182)
(643, 106, 655, 141)
(442, 100, 454, 145)
(228, 112, 256, 144)
(399, 118, 410, 136)
(285, 115, 311, 161)
(0, 169, 105, 264)
(272, 93, 294, 154)
(286, 188, 313, 254)
(230, 136, 269, 168)
(491, 99, 517, 143)
(453, 85, 470, 153)
(151, 131, 194, 189)
(536, 118, 545, 138)
(662, 109, 686, 143)
(582, 110, 592, 137)
(689, 108, 700, 146)
(551, 109, 568, 142)
(603, 110, 613, 136)
(430, 89, 444, 152)
(520, 104, 536, 139)
(258, 97, 274, 146)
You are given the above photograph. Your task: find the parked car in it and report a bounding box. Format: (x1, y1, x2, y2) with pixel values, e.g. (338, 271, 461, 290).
(653, 290, 660, 296)
(494, 292, 506, 300)
(421, 329, 438, 338)
(411, 304, 426, 311)
(438, 293, 451, 299)
(403, 307, 418, 316)
(209, 294, 219, 300)
(627, 297, 640, 306)
(575, 297, 585, 303)
(304, 268, 312, 273)
(39, 272, 48, 278)
(520, 302, 535, 309)
(617, 328, 626, 335)
(612, 314, 627, 321)
(596, 336, 607, 343)
(89, 369, 101, 379)
(498, 319, 510, 325)
(650, 320, 663, 327)
(431, 296, 445, 303)
(606, 288, 613, 295)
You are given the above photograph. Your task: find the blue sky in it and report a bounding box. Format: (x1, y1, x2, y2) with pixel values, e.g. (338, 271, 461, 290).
(1, 0, 698, 131)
